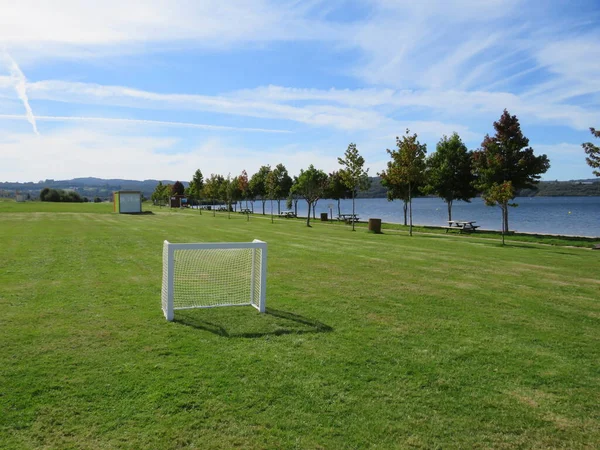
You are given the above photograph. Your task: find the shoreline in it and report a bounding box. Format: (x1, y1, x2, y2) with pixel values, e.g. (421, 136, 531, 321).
(288, 214, 600, 240)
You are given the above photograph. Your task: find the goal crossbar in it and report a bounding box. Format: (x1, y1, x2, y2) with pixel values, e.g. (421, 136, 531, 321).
(162, 239, 267, 321)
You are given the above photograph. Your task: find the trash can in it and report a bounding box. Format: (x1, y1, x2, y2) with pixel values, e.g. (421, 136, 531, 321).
(368, 218, 382, 233)
(320, 212, 329, 222)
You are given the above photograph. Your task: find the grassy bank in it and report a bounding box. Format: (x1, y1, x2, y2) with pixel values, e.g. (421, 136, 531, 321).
(1, 201, 599, 448)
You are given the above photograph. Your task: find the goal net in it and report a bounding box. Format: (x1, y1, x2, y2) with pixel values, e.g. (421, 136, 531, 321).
(161, 240, 267, 321)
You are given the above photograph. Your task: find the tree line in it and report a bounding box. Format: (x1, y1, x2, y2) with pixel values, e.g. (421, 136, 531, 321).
(151, 110, 600, 235)
(40, 187, 102, 203)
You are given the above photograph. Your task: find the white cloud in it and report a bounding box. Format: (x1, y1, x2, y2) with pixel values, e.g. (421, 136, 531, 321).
(0, 127, 339, 182)
(0, 0, 339, 62)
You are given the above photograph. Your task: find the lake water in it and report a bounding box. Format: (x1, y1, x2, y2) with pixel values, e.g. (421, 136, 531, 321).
(254, 196, 600, 237)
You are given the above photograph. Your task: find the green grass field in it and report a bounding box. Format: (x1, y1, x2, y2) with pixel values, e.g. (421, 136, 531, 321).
(1, 202, 599, 448)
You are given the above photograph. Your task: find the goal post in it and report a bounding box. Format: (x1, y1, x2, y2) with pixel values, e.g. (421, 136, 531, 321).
(162, 240, 267, 321)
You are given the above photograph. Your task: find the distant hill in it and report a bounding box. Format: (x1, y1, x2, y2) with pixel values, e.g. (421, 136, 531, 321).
(1, 176, 599, 200)
(0, 178, 188, 201)
(358, 177, 600, 198)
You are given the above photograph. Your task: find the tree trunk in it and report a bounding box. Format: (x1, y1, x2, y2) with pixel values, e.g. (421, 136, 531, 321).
(447, 199, 452, 222)
(271, 199, 274, 224)
(213, 198, 216, 217)
(403, 201, 407, 226)
(306, 201, 311, 227)
(198, 197, 202, 214)
(503, 202, 509, 233)
(408, 182, 413, 236)
(313, 200, 317, 219)
(277, 199, 281, 214)
(351, 189, 356, 231)
(337, 198, 341, 218)
(251, 200, 254, 213)
(262, 199, 266, 215)
(501, 206, 506, 246)
(294, 199, 298, 216)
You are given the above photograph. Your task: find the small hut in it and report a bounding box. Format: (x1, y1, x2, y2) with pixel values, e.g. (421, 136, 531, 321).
(114, 191, 142, 213)
(169, 195, 187, 208)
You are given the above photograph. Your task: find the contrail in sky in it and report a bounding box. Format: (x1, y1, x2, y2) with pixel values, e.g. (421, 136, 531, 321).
(0, 114, 291, 133)
(2, 51, 39, 135)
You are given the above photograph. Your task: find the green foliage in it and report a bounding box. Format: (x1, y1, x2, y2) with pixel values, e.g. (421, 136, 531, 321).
(291, 165, 328, 226)
(266, 171, 278, 223)
(483, 181, 515, 245)
(189, 169, 204, 203)
(151, 181, 168, 206)
(39, 187, 84, 203)
(337, 143, 370, 193)
(325, 171, 350, 218)
(473, 110, 550, 232)
(249, 165, 271, 214)
(425, 133, 478, 221)
(338, 143, 370, 230)
(325, 171, 349, 200)
(272, 164, 293, 200)
(203, 174, 225, 215)
(379, 130, 427, 235)
(582, 127, 600, 177)
(249, 165, 270, 199)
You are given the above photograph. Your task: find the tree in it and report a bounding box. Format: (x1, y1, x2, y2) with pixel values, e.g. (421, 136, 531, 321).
(273, 163, 293, 214)
(204, 174, 224, 216)
(238, 170, 249, 210)
(151, 182, 168, 207)
(380, 179, 411, 226)
(229, 176, 242, 213)
(378, 130, 427, 236)
(425, 133, 478, 221)
(189, 169, 204, 214)
(39, 188, 82, 202)
(219, 175, 231, 215)
(583, 127, 600, 177)
(287, 176, 301, 216)
(223, 175, 232, 218)
(472, 110, 550, 232)
(266, 171, 278, 224)
(338, 143, 370, 231)
(325, 171, 350, 218)
(483, 181, 515, 246)
(249, 165, 271, 215)
(291, 165, 328, 227)
(171, 181, 185, 196)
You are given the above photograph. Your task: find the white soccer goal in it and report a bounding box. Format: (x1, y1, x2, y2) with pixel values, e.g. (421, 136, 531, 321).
(161, 240, 267, 321)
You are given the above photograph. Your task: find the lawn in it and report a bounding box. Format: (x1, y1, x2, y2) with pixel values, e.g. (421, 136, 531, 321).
(1, 202, 599, 448)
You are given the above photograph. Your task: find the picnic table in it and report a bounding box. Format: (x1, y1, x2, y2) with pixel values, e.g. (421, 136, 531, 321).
(444, 220, 480, 233)
(338, 214, 360, 224)
(279, 210, 296, 218)
(239, 208, 252, 214)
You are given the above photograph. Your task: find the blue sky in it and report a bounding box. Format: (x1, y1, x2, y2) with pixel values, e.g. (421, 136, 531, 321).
(1, 0, 599, 182)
